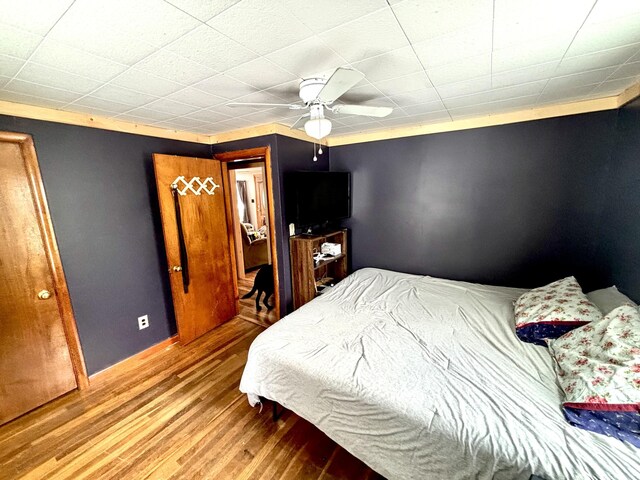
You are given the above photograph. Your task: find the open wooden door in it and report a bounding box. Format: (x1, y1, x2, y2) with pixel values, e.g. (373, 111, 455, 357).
(154, 154, 237, 344)
(0, 132, 87, 425)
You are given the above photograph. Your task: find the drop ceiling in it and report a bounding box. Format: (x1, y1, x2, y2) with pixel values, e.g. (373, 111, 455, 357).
(1, 0, 639, 139)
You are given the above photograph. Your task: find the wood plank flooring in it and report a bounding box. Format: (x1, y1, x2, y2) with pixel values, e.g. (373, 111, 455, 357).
(0, 311, 383, 479)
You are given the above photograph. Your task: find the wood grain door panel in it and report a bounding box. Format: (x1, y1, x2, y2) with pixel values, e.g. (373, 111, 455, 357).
(153, 154, 236, 344)
(0, 139, 76, 425)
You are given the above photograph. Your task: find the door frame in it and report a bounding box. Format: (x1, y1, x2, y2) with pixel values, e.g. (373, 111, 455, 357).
(2, 132, 89, 389)
(214, 146, 280, 319)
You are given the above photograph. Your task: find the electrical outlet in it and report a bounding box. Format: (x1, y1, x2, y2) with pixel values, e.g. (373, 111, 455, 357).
(138, 314, 149, 330)
(289, 223, 295, 236)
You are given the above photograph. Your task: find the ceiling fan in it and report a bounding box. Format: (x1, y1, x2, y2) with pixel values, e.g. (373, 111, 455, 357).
(227, 67, 393, 140)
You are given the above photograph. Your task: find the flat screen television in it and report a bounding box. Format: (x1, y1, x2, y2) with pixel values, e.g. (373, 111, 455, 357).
(284, 171, 351, 229)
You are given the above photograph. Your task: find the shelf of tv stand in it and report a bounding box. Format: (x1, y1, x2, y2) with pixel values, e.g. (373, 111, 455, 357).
(289, 229, 348, 310)
(313, 253, 345, 270)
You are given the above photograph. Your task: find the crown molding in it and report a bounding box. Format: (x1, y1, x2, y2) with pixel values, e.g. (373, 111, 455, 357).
(0, 100, 211, 144)
(325, 95, 620, 147)
(616, 80, 640, 107)
(1, 83, 638, 149)
(209, 122, 327, 145)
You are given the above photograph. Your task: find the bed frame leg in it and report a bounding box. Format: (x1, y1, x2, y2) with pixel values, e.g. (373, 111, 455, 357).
(272, 401, 285, 422)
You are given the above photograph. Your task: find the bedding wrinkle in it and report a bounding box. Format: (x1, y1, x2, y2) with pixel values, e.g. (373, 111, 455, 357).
(240, 268, 640, 480)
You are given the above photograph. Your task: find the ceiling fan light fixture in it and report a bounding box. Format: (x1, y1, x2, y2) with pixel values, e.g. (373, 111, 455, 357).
(304, 117, 332, 140)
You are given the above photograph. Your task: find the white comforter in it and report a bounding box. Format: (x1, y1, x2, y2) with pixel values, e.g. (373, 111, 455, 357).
(240, 268, 640, 480)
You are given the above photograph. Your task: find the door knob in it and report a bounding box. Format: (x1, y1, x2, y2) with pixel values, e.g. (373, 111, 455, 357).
(172, 265, 182, 272)
(37, 290, 51, 300)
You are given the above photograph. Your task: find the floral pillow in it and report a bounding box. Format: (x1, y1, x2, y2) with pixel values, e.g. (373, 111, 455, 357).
(514, 276, 602, 345)
(548, 305, 640, 447)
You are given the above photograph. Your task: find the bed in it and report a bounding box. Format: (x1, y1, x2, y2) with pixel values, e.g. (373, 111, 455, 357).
(239, 268, 640, 480)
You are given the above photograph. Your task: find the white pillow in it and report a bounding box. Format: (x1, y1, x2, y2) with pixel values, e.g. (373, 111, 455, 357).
(586, 286, 637, 315)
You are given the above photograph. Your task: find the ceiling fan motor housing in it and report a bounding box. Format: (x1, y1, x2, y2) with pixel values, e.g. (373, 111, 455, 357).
(299, 78, 328, 104)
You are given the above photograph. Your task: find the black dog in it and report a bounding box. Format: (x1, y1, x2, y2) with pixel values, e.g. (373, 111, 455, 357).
(242, 264, 274, 312)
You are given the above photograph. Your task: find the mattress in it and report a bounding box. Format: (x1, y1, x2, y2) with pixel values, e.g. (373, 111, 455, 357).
(239, 268, 640, 480)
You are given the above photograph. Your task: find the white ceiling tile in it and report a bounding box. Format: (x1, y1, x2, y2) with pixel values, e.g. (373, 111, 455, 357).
(143, 98, 199, 116)
(15, 62, 103, 94)
(136, 50, 219, 85)
(412, 24, 492, 70)
(53, 0, 200, 49)
(0, 89, 67, 108)
(234, 89, 293, 106)
(557, 43, 640, 77)
(166, 25, 258, 73)
(377, 111, 450, 127)
(3, 78, 82, 103)
(426, 54, 491, 86)
(448, 95, 539, 119)
(110, 69, 185, 97)
(436, 75, 493, 98)
(567, 14, 640, 57)
(491, 61, 560, 89)
(165, 87, 227, 108)
(90, 84, 159, 107)
(373, 72, 433, 97)
(152, 118, 209, 130)
(608, 61, 640, 81)
(443, 80, 547, 109)
(544, 67, 619, 92)
(334, 81, 385, 105)
(387, 87, 441, 106)
(0, 0, 74, 35)
(0, 24, 43, 59)
(401, 100, 448, 116)
(318, 9, 409, 63)
(351, 46, 423, 83)
(207, 102, 259, 117)
(493, 0, 592, 49)
(492, 36, 571, 73)
(207, 0, 313, 55)
(164, 0, 241, 22)
(225, 57, 298, 91)
(238, 108, 284, 123)
(265, 36, 347, 79)
(120, 107, 175, 122)
(71, 95, 137, 113)
(391, 0, 493, 43)
(213, 117, 254, 129)
(261, 79, 302, 104)
(585, 0, 640, 25)
(29, 38, 129, 82)
(590, 77, 638, 97)
(283, 0, 387, 34)
(192, 74, 258, 99)
(537, 84, 597, 104)
(0, 55, 25, 77)
(182, 109, 233, 123)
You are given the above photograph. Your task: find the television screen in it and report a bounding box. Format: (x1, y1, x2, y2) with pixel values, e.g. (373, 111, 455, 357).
(284, 171, 351, 228)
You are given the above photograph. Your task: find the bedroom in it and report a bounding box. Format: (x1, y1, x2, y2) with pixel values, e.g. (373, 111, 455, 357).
(1, 0, 639, 478)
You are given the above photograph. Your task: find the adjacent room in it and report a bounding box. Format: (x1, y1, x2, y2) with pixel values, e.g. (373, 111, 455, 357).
(1, 1, 639, 479)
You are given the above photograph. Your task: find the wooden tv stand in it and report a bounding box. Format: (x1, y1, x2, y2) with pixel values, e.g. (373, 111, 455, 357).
(289, 229, 348, 310)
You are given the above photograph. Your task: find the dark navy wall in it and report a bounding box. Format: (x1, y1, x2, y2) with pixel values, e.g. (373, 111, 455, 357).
(597, 99, 640, 299)
(330, 111, 629, 296)
(0, 114, 210, 374)
(211, 134, 328, 313)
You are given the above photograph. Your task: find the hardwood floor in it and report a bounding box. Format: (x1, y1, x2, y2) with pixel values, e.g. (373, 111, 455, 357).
(237, 268, 277, 329)
(0, 315, 384, 479)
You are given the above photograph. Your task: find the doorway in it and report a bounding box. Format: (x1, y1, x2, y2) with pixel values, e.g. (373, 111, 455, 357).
(214, 147, 279, 326)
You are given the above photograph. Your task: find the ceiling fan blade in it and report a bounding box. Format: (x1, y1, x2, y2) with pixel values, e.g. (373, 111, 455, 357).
(316, 67, 365, 104)
(226, 102, 303, 109)
(332, 104, 393, 117)
(289, 113, 310, 130)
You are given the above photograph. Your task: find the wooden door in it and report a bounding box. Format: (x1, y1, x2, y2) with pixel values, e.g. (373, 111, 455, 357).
(0, 133, 78, 425)
(153, 154, 237, 344)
